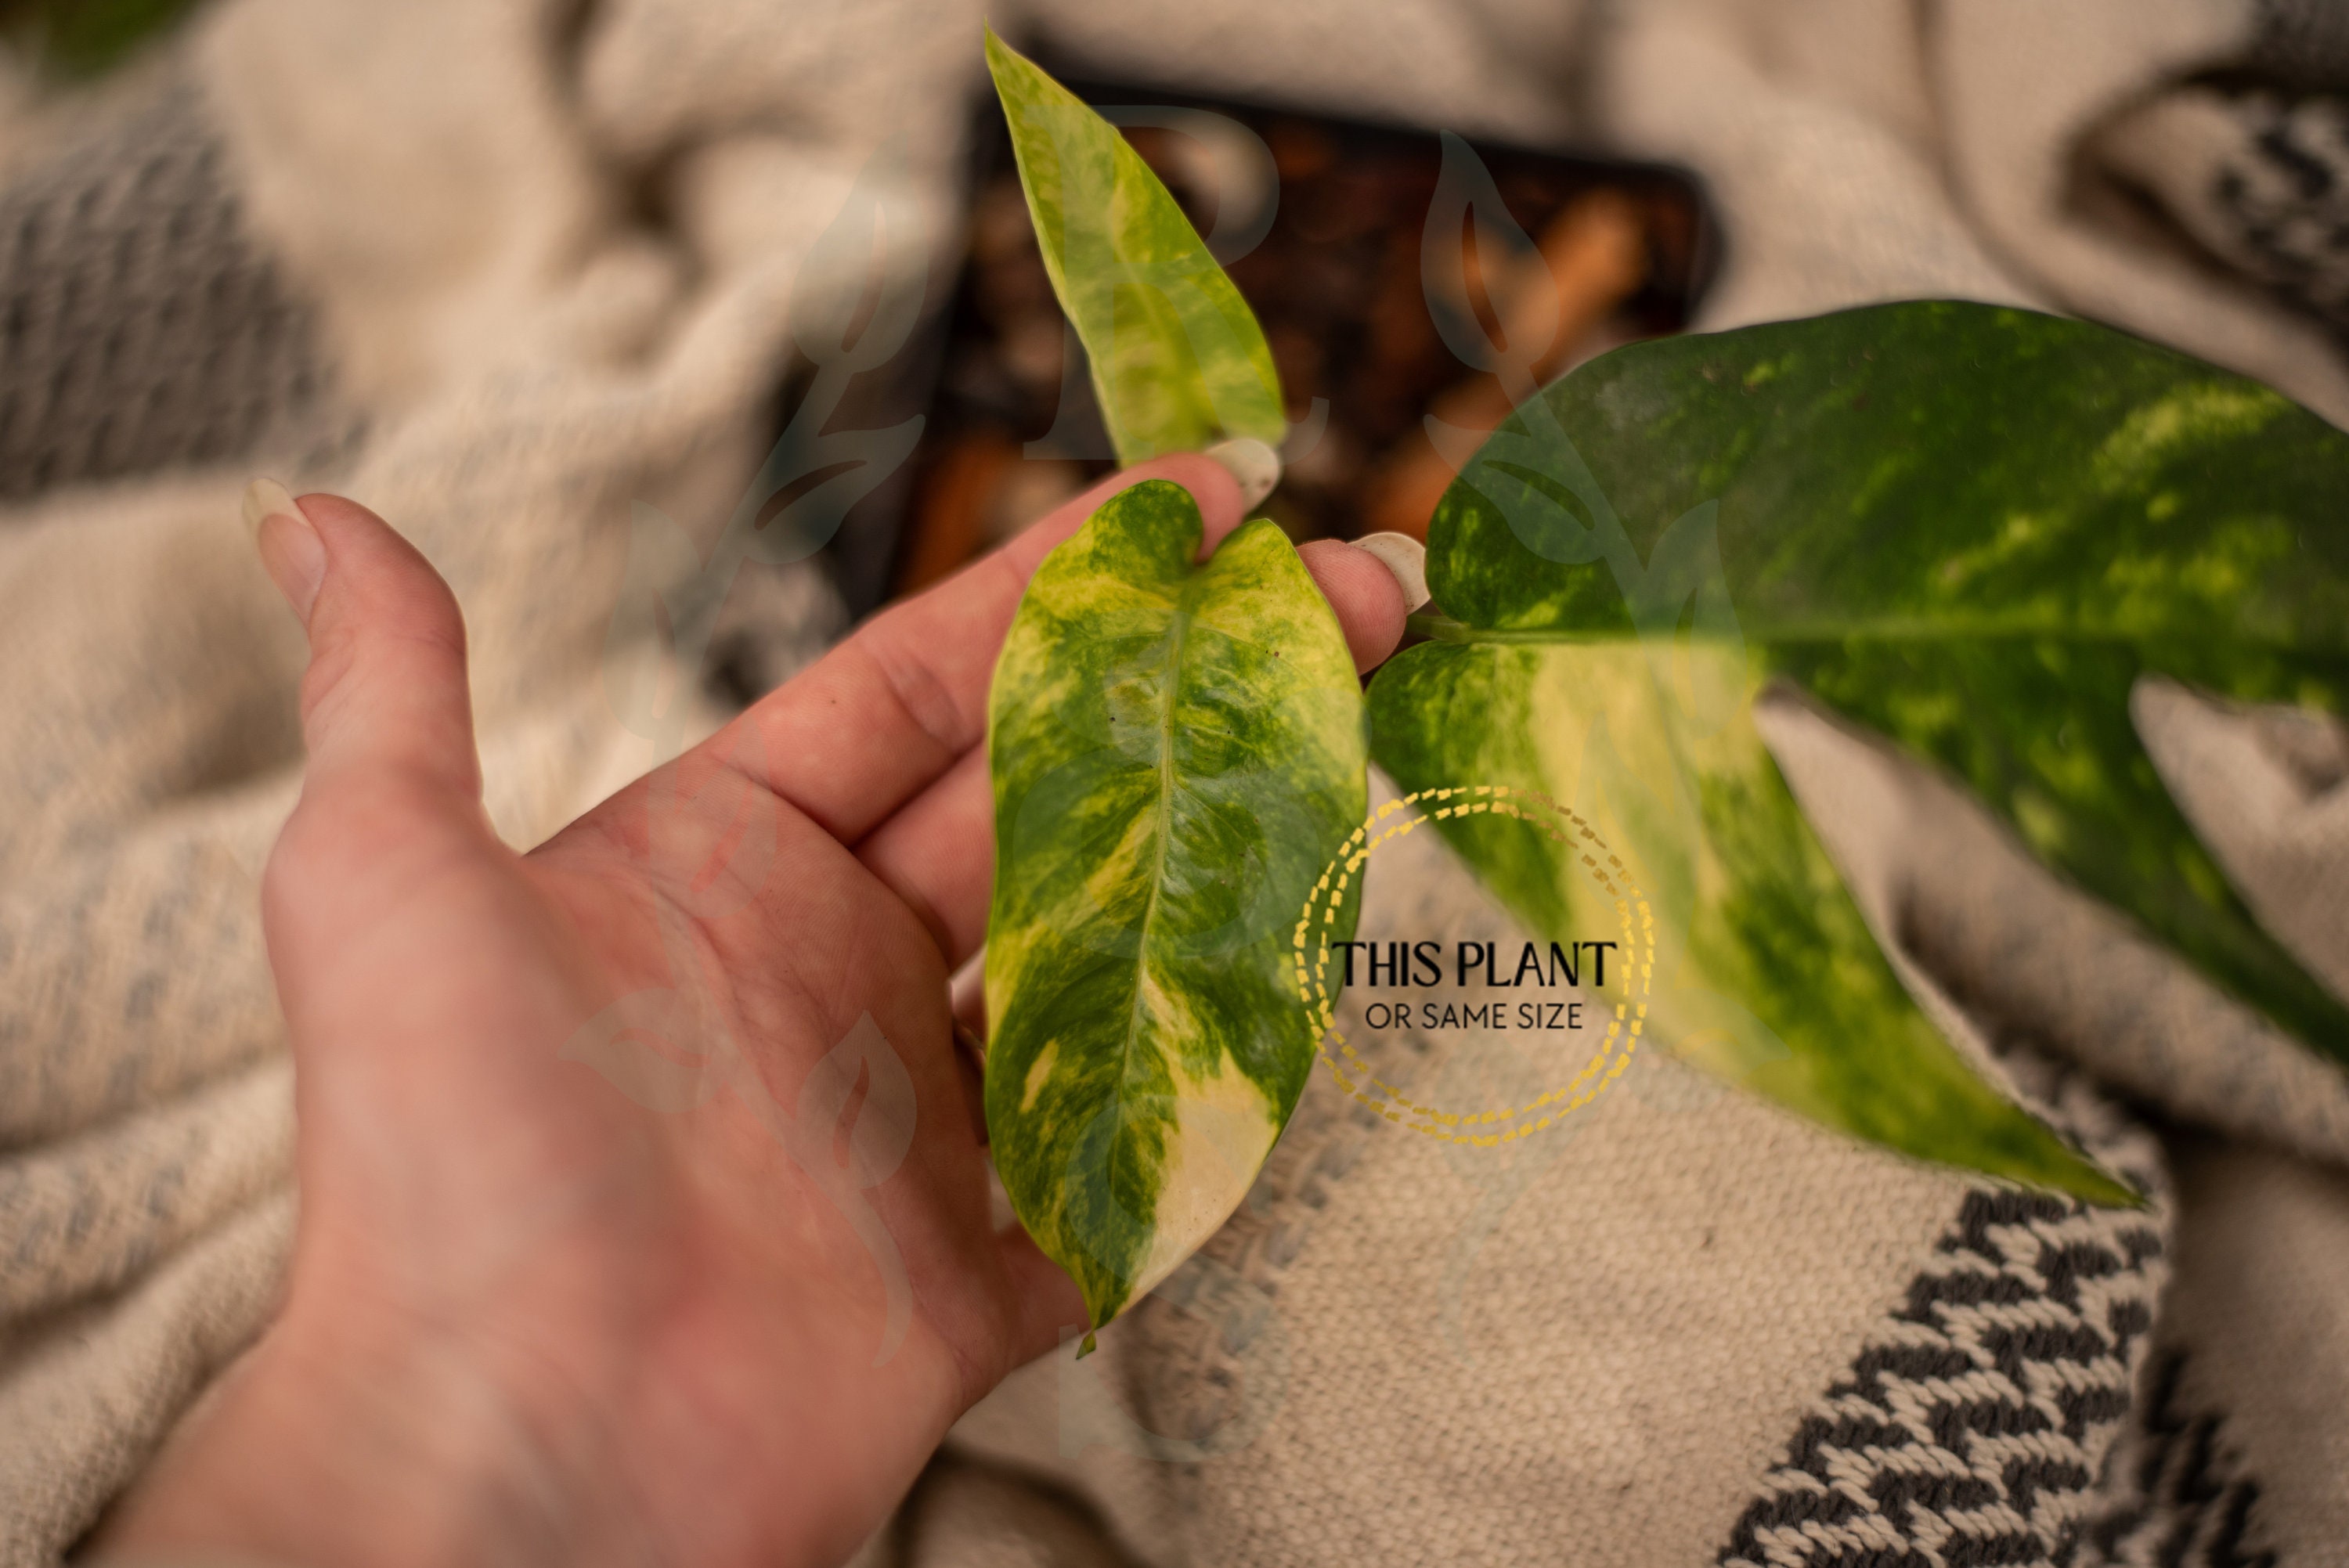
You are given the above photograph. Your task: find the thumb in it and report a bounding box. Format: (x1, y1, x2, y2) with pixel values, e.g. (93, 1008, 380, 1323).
(246, 478, 482, 805)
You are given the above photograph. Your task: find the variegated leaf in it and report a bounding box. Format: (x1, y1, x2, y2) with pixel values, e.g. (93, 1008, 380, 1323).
(983, 29, 1286, 464)
(1370, 638, 2134, 1203)
(985, 480, 1367, 1338)
(1377, 300, 2349, 1202)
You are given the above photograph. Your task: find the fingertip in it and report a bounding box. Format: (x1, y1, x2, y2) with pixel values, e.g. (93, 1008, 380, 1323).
(290, 491, 419, 557)
(1298, 538, 1409, 674)
(1351, 532, 1430, 613)
(292, 492, 466, 641)
(1203, 437, 1280, 512)
(265, 488, 479, 802)
(245, 478, 326, 625)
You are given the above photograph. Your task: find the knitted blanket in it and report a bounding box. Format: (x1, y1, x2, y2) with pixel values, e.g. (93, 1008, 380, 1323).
(2, 2, 2344, 1564)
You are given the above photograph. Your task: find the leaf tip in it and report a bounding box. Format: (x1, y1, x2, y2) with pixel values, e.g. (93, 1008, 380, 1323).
(2066, 1162, 2149, 1211)
(980, 20, 1027, 77)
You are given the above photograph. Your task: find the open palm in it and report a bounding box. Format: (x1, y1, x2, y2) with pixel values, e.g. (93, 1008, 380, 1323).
(108, 456, 1405, 1568)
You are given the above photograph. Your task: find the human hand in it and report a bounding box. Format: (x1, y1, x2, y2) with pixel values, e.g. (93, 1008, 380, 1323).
(104, 452, 1408, 1568)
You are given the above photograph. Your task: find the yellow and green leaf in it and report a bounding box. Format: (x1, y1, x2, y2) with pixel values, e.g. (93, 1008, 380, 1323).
(1371, 638, 2132, 1203)
(1373, 301, 2349, 1199)
(985, 481, 1367, 1336)
(983, 29, 1286, 464)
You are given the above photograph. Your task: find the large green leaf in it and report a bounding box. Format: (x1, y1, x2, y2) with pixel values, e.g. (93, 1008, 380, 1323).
(983, 29, 1286, 463)
(985, 480, 1367, 1338)
(1375, 301, 2349, 1199)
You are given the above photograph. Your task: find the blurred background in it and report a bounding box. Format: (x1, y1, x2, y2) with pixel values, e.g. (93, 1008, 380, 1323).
(3, 0, 2340, 622)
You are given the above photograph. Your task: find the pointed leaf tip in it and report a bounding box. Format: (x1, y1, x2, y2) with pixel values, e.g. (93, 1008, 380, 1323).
(982, 34, 1285, 463)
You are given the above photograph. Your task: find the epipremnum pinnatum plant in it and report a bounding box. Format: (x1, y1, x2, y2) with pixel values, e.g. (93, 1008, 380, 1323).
(978, 34, 2349, 1338)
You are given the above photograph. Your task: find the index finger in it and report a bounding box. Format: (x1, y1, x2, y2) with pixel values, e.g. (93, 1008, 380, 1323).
(705, 452, 1249, 846)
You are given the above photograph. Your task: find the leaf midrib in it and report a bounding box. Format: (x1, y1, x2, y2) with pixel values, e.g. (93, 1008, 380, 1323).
(1115, 587, 1196, 1141)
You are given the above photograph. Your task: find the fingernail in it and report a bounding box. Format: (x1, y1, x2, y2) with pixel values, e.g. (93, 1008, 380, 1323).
(244, 476, 324, 624)
(1353, 531, 1431, 612)
(1205, 437, 1281, 511)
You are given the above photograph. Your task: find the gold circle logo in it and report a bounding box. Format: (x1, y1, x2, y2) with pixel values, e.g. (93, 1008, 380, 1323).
(1291, 784, 1654, 1146)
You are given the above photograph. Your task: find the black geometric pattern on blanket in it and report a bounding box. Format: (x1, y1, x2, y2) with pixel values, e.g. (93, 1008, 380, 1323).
(0, 74, 344, 501)
(2202, 90, 2349, 333)
(2080, 1350, 2276, 1568)
(1719, 1070, 2174, 1568)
